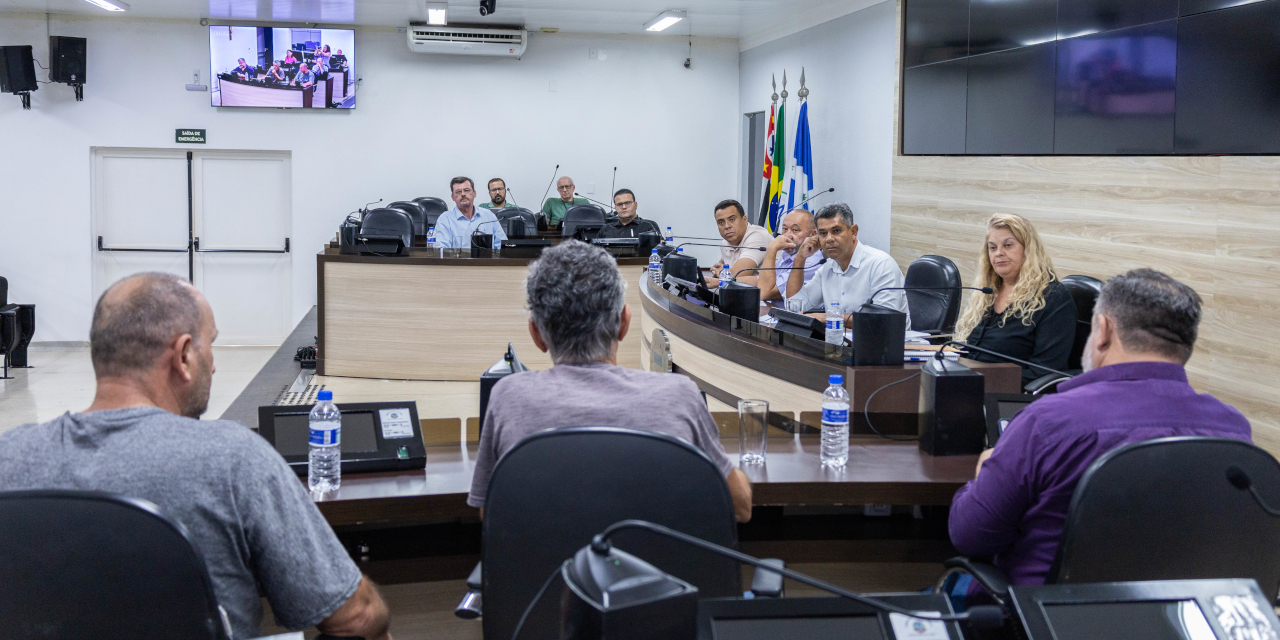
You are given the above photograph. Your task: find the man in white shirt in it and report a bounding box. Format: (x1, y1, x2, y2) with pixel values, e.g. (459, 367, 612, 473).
(785, 202, 910, 328)
(435, 176, 509, 249)
(758, 208, 825, 304)
(708, 199, 771, 287)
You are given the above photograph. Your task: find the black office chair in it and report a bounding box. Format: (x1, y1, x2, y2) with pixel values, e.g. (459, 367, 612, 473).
(0, 490, 232, 639)
(939, 436, 1280, 606)
(562, 203, 607, 238)
(412, 196, 449, 228)
(904, 255, 963, 335)
(0, 276, 34, 379)
(1024, 274, 1102, 394)
(494, 207, 538, 238)
(386, 201, 428, 236)
(357, 208, 413, 255)
(457, 427, 784, 640)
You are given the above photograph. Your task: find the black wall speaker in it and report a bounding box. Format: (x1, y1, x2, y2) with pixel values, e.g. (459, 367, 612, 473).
(0, 45, 38, 93)
(50, 36, 87, 84)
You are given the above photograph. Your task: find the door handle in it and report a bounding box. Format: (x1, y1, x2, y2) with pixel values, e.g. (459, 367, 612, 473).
(97, 236, 188, 253)
(193, 237, 290, 253)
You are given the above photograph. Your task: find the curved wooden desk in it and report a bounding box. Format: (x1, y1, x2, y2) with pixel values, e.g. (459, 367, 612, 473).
(317, 247, 650, 381)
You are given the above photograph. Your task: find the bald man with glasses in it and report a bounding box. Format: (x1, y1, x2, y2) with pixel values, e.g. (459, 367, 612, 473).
(541, 176, 589, 227)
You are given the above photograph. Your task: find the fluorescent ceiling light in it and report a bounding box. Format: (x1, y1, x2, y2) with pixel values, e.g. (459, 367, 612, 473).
(84, 0, 129, 10)
(645, 10, 686, 32)
(426, 2, 448, 25)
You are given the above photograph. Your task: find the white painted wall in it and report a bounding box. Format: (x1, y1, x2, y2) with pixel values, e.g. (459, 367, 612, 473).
(738, 0, 898, 253)
(0, 13, 739, 341)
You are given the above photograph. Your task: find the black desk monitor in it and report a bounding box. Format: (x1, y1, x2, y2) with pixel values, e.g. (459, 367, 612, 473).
(1009, 579, 1279, 640)
(984, 392, 1039, 447)
(769, 307, 827, 341)
(698, 593, 962, 640)
(258, 401, 426, 476)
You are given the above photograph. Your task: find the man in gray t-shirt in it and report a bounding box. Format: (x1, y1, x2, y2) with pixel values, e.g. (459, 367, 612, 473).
(0, 273, 392, 640)
(467, 241, 753, 522)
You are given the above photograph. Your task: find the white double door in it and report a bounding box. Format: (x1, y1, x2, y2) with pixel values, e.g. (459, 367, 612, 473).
(91, 148, 292, 345)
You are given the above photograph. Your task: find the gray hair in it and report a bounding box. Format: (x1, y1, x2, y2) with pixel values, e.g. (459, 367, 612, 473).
(1095, 269, 1202, 363)
(526, 240, 626, 364)
(90, 272, 203, 377)
(815, 202, 855, 227)
(782, 208, 816, 231)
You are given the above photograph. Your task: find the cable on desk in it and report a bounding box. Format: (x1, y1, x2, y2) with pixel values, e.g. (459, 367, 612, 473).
(862, 372, 922, 441)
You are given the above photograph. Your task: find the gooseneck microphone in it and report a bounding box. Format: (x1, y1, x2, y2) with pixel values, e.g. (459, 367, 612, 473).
(1226, 466, 1280, 517)
(539, 164, 561, 207)
(776, 187, 836, 218)
(939, 340, 1073, 379)
(871, 285, 995, 298)
(573, 192, 616, 212)
(674, 241, 766, 252)
(586, 520, 1006, 630)
(731, 259, 827, 282)
(505, 187, 519, 208)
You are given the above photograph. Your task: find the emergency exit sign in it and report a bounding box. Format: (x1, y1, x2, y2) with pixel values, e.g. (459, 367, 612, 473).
(176, 129, 206, 143)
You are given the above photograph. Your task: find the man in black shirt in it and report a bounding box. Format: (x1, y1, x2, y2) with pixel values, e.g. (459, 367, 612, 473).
(597, 188, 660, 239)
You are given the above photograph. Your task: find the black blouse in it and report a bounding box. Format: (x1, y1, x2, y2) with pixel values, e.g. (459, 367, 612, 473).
(965, 280, 1077, 386)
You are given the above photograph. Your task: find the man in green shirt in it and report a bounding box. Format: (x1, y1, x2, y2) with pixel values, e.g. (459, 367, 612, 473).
(479, 178, 514, 210)
(541, 176, 589, 226)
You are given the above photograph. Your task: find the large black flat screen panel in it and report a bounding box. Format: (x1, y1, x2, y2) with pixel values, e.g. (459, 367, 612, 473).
(904, 58, 969, 154)
(1180, 0, 1267, 17)
(967, 43, 1057, 154)
(1054, 21, 1177, 154)
(1175, 0, 1280, 153)
(969, 0, 1057, 56)
(905, 0, 970, 67)
(1058, 0, 1177, 40)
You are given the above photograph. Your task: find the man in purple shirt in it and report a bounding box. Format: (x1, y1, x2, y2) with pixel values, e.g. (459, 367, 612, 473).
(949, 269, 1251, 587)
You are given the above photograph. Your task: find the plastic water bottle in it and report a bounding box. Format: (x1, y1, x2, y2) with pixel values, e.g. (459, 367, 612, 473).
(425, 226, 438, 256)
(665, 225, 674, 244)
(649, 249, 663, 284)
(825, 301, 844, 345)
(308, 390, 342, 493)
(821, 375, 850, 467)
(719, 264, 731, 289)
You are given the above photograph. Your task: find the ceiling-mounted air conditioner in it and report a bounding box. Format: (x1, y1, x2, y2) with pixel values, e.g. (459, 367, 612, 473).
(407, 25, 527, 57)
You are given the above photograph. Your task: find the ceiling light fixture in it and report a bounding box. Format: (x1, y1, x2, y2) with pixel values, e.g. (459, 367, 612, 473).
(644, 10, 686, 32)
(425, 2, 448, 25)
(83, 0, 129, 11)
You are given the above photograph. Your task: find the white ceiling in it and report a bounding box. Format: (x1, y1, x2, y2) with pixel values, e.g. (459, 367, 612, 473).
(0, 0, 883, 49)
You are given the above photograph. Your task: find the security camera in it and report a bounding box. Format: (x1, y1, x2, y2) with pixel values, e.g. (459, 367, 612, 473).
(479, 0, 496, 15)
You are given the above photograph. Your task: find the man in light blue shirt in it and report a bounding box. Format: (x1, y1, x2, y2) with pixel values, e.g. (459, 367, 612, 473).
(758, 208, 825, 304)
(785, 202, 909, 329)
(435, 176, 509, 249)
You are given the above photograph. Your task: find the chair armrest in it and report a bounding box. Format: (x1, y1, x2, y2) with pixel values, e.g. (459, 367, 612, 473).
(749, 558, 785, 598)
(455, 561, 483, 619)
(1024, 373, 1071, 395)
(0, 304, 17, 314)
(943, 556, 1011, 602)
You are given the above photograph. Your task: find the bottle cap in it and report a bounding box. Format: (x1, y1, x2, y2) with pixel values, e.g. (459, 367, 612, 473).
(651, 248, 658, 254)
(829, 374, 843, 385)
(317, 390, 333, 401)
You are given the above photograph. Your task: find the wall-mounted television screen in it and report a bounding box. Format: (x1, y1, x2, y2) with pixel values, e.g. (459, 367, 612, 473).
(209, 25, 355, 109)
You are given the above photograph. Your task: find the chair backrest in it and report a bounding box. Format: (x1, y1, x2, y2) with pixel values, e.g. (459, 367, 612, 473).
(386, 201, 427, 236)
(482, 427, 741, 640)
(904, 255, 963, 333)
(359, 208, 413, 249)
(412, 197, 449, 227)
(1059, 275, 1102, 370)
(0, 490, 228, 639)
(1050, 437, 1280, 602)
(0, 275, 7, 306)
(494, 207, 538, 238)
(562, 203, 607, 237)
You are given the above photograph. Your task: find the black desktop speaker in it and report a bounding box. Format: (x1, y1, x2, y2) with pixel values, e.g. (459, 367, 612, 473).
(0, 46, 38, 93)
(717, 281, 760, 322)
(918, 358, 987, 456)
(478, 343, 527, 438)
(851, 304, 906, 366)
(662, 253, 699, 283)
(49, 36, 87, 84)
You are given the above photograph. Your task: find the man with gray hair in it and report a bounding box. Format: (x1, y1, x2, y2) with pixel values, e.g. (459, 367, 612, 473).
(949, 269, 1251, 588)
(467, 241, 754, 522)
(0, 273, 393, 640)
(785, 202, 909, 327)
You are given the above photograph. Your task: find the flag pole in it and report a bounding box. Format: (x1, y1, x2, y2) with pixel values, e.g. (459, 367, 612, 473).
(757, 75, 778, 227)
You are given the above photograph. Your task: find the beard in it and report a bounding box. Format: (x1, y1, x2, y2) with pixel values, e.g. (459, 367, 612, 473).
(492, 194, 505, 205)
(180, 357, 213, 419)
(1082, 341, 1096, 372)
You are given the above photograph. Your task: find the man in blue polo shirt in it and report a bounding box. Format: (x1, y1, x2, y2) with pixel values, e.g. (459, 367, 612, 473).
(293, 63, 316, 88)
(435, 176, 509, 249)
